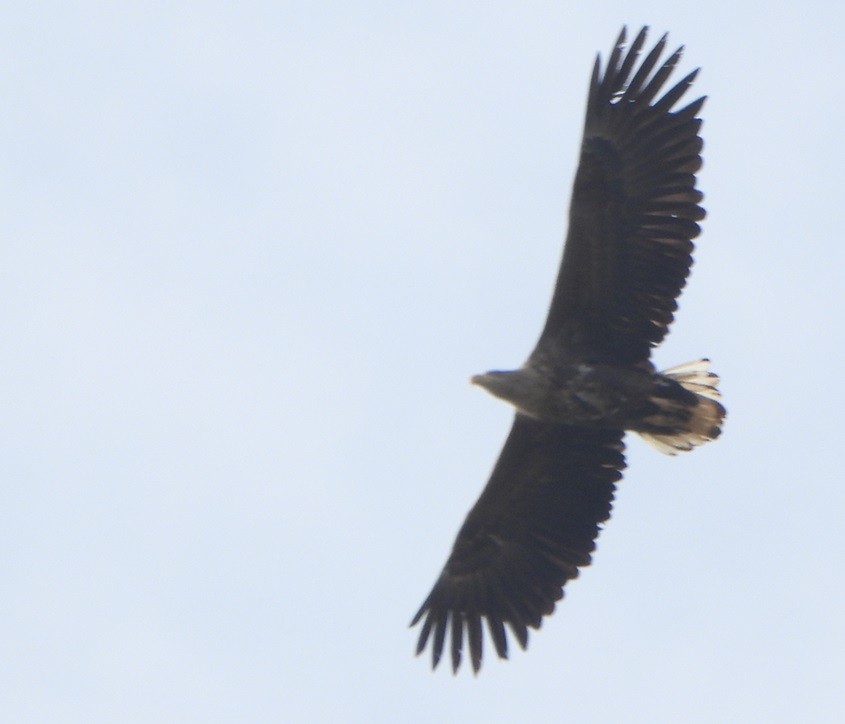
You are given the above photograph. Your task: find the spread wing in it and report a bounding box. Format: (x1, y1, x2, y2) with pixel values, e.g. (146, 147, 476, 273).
(533, 26, 706, 367)
(411, 416, 625, 673)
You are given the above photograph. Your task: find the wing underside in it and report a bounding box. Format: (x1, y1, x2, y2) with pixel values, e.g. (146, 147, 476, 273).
(411, 416, 625, 672)
(535, 26, 706, 366)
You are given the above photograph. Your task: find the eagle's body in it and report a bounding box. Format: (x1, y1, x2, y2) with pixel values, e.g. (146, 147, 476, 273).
(473, 360, 722, 448)
(474, 362, 660, 425)
(411, 27, 725, 674)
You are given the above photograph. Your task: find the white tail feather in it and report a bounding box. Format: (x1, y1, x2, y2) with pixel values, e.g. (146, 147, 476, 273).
(638, 359, 725, 455)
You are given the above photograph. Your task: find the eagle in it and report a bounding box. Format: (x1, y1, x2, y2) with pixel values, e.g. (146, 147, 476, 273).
(411, 26, 725, 674)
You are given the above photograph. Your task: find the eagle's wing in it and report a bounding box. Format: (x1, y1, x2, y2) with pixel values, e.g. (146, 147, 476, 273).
(411, 416, 625, 672)
(533, 26, 706, 367)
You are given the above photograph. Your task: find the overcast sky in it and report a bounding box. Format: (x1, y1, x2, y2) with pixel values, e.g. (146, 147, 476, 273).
(2, 2, 843, 722)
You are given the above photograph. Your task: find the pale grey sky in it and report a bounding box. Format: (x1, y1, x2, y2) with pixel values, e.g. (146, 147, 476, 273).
(1, 2, 843, 722)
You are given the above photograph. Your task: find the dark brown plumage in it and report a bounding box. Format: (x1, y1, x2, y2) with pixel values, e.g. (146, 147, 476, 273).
(411, 27, 725, 673)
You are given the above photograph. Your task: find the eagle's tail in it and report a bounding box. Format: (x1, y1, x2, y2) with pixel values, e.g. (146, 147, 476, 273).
(638, 359, 726, 455)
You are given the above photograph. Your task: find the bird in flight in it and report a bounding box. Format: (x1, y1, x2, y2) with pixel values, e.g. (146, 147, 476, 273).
(411, 26, 725, 674)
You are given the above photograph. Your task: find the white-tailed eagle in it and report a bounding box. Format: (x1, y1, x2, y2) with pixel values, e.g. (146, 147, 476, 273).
(411, 26, 725, 673)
